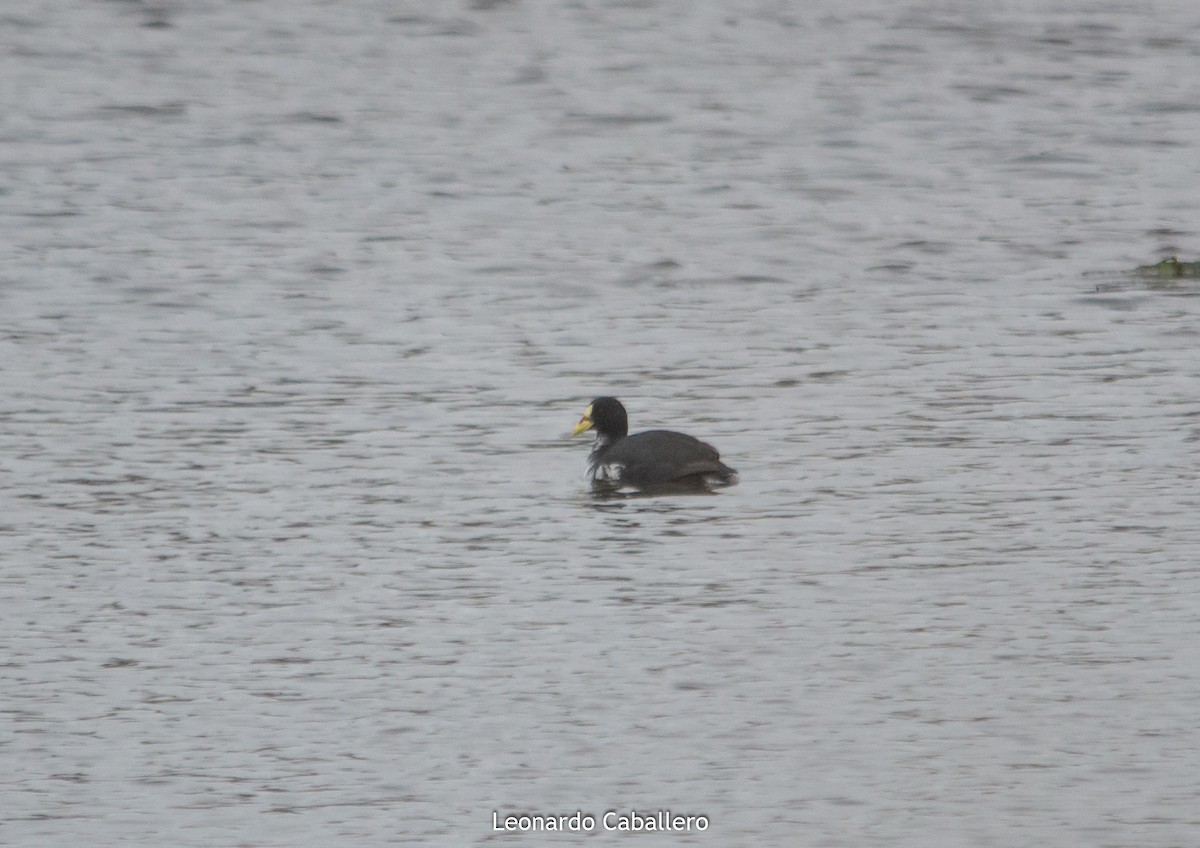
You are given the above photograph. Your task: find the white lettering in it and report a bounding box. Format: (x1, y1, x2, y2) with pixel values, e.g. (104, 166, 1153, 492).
(499, 810, 704, 832)
(493, 811, 597, 832)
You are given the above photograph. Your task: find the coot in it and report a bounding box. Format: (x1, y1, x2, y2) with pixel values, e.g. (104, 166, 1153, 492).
(572, 397, 737, 490)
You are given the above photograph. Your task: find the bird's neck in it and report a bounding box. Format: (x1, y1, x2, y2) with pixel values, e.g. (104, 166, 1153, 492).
(589, 433, 619, 455)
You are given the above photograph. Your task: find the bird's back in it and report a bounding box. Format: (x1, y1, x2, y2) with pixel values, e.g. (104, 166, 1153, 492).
(598, 429, 736, 487)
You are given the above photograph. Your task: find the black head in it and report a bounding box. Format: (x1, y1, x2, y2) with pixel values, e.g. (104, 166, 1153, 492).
(572, 396, 629, 440)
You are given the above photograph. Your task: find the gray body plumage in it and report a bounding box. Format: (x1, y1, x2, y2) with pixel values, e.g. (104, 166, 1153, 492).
(588, 429, 736, 488)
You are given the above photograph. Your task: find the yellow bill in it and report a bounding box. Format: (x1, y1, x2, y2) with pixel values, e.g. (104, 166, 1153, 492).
(572, 404, 594, 436)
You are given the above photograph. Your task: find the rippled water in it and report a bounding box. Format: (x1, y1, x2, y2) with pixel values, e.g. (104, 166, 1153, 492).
(4, 1, 1200, 845)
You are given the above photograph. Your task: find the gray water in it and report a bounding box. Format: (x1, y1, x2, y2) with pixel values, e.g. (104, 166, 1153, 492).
(4, 1, 1200, 845)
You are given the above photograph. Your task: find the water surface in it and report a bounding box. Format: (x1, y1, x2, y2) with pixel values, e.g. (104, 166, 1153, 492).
(3, 1, 1200, 846)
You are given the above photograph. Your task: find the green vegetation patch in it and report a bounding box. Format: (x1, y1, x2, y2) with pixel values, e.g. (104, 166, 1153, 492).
(1134, 257, 1200, 279)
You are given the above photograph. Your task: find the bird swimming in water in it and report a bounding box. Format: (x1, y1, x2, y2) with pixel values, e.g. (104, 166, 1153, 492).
(572, 397, 737, 491)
